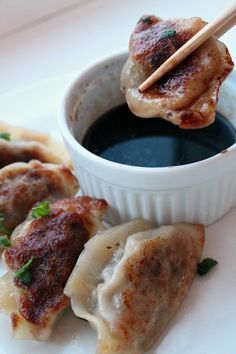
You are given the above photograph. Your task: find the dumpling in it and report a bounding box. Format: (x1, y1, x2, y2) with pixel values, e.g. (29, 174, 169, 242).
(0, 121, 72, 167)
(121, 16, 234, 129)
(0, 139, 62, 168)
(0, 196, 108, 340)
(0, 160, 79, 235)
(65, 221, 204, 354)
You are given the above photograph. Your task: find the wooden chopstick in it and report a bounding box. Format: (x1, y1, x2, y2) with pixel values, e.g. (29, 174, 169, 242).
(214, 14, 236, 38)
(138, 3, 236, 93)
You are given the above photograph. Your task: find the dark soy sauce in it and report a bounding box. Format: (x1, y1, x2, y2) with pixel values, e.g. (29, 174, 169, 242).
(83, 104, 236, 167)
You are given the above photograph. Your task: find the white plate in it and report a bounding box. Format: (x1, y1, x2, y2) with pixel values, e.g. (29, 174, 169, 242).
(0, 75, 236, 354)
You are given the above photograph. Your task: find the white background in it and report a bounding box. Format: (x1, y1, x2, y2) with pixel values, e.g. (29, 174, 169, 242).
(0, 0, 235, 95)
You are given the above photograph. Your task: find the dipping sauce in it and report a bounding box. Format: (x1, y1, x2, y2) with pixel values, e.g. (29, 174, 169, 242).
(83, 104, 236, 167)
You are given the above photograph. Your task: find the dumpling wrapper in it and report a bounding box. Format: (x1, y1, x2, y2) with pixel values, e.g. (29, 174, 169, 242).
(0, 121, 72, 167)
(65, 221, 204, 354)
(0, 196, 108, 340)
(0, 160, 79, 234)
(121, 16, 234, 129)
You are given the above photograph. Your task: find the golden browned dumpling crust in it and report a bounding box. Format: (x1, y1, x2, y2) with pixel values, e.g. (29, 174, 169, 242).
(0, 160, 79, 234)
(65, 222, 204, 354)
(121, 15, 234, 129)
(0, 121, 72, 167)
(0, 140, 62, 168)
(1, 196, 108, 340)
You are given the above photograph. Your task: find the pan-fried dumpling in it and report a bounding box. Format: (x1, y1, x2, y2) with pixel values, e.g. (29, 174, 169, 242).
(0, 121, 72, 167)
(0, 139, 62, 168)
(65, 222, 204, 354)
(0, 196, 108, 340)
(0, 160, 79, 236)
(121, 16, 233, 129)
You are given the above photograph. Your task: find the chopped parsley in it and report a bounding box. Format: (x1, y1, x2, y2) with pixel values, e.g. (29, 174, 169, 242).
(0, 213, 11, 236)
(15, 257, 34, 285)
(138, 16, 153, 25)
(0, 235, 12, 248)
(32, 201, 51, 218)
(197, 258, 218, 276)
(0, 132, 11, 141)
(161, 29, 176, 39)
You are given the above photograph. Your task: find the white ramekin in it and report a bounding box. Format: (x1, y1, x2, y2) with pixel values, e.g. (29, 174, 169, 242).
(59, 52, 236, 226)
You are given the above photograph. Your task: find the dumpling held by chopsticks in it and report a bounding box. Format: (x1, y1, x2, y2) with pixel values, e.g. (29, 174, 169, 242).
(121, 16, 234, 129)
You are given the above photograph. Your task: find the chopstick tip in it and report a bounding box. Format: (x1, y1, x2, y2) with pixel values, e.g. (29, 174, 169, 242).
(138, 83, 145, 93)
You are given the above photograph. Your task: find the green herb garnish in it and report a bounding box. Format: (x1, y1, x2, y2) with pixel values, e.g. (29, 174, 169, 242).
(197, 258, 218, 276)
(138, 16, 153, 25)
(32, 201, 51, 218)
(15, 257, 34, 285)
(0, 132, 11, 141)
(161, 29, 176, 39)
(0, 213, 11, 236)
(0, 236, 12, 248)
